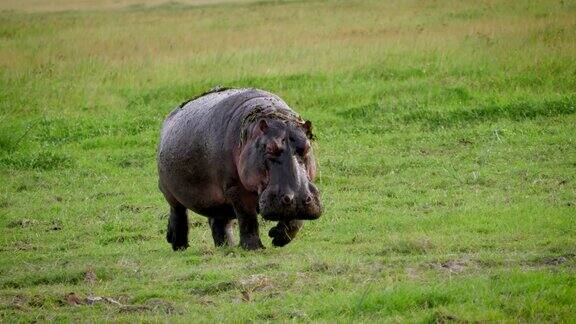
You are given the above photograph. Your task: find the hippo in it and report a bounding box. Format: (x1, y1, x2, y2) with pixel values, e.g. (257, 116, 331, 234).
(157, 87, 323, 251)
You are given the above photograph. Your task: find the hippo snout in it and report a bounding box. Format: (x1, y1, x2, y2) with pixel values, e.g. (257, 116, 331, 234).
(258, 186, 322, 221)
(259, 184, 322, 221)
(280, 192, 295, 205)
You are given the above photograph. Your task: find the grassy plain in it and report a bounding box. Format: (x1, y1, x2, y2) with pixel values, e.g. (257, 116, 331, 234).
(1, 0, 575, 321)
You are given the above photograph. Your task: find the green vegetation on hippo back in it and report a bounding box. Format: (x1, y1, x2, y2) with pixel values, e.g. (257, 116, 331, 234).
(157, 87, 323, 251)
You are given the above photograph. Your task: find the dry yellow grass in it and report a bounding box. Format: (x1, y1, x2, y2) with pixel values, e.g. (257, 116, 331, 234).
(0, 0, 257, 13)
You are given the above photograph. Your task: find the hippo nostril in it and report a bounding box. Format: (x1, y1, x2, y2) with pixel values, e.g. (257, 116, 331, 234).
(304, 195, 313, 205)
(281, 193, 294, 205)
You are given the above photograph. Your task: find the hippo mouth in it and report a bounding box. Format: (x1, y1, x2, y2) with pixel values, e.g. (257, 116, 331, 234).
(260, 211, 321, 221)
(257, 187, 323, 221)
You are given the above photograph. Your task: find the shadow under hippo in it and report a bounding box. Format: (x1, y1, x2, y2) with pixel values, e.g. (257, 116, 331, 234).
(157, 87, 323, 251)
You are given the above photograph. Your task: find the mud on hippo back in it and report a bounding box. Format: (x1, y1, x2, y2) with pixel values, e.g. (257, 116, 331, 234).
(157, 87, 323, 251)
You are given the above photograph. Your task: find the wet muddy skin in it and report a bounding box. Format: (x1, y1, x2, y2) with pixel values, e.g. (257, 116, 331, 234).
(157, 87, 323, 251)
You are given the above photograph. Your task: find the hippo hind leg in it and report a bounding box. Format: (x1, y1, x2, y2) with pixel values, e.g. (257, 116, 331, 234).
(203, 205, 237, 247)
(209, 217, 236, 247)
(161, 185, 189, 251)
(166, 203, 189, 251)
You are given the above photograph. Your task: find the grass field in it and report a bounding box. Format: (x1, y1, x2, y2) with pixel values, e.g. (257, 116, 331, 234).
(1, 0, 576, 321)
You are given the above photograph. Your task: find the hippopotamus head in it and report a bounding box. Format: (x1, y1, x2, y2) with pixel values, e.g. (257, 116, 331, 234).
(237, 109, 323, 221)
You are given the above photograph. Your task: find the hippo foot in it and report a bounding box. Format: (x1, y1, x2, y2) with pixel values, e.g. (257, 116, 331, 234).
(240, 235, 265, 250)
(166, 223, 189, 251)
(171, 241, 189, 251)
(268, 224, 293, 247)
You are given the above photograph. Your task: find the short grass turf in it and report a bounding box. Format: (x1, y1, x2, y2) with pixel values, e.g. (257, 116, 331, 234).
(1, 0, 576, 321)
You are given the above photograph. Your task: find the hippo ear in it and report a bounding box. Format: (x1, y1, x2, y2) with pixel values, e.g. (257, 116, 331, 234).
(303, 120, 314, 140)
(258, 119, 269, 134)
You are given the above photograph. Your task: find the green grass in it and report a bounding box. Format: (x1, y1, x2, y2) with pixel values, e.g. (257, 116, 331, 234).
(1, 0, 575, 321)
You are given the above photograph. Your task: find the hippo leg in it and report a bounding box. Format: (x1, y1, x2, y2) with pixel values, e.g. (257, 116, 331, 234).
(166, 202, 189, 251)
(225, 186, 264, 250)
(269, 220, 304, 247)
(237, 214, 264, 250)
(209, 217, 236, 247)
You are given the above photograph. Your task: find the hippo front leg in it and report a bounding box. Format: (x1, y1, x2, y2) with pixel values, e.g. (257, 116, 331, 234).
(225, 186, 264, 250)
(268, 220, 304, 247)
(237, 212, 265, 250)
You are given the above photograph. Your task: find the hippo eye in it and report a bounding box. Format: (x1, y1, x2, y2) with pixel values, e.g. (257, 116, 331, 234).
(266, 152, 281, 159)
(294, 141, 310, 157)
(265, 145, 283, 159)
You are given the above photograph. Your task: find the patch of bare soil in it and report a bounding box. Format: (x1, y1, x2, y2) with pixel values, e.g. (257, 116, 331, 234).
(433, 310, 460, 323)
(64, 293, 177, 314)
(6, 219, 38, 228)
(428, 256, 477, 274)
(439, 260, 468, 273)
(6, 218, 62, 231)
(234, 274, 274, 303)
(0, 240, 37, 252)
(528, 254, 575, 268)
(8, 295, 27, 309)
(84, 267, 97, 285)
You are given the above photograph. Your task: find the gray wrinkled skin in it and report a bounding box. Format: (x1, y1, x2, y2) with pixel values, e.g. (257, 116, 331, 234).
(157, 88, 323, 251)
